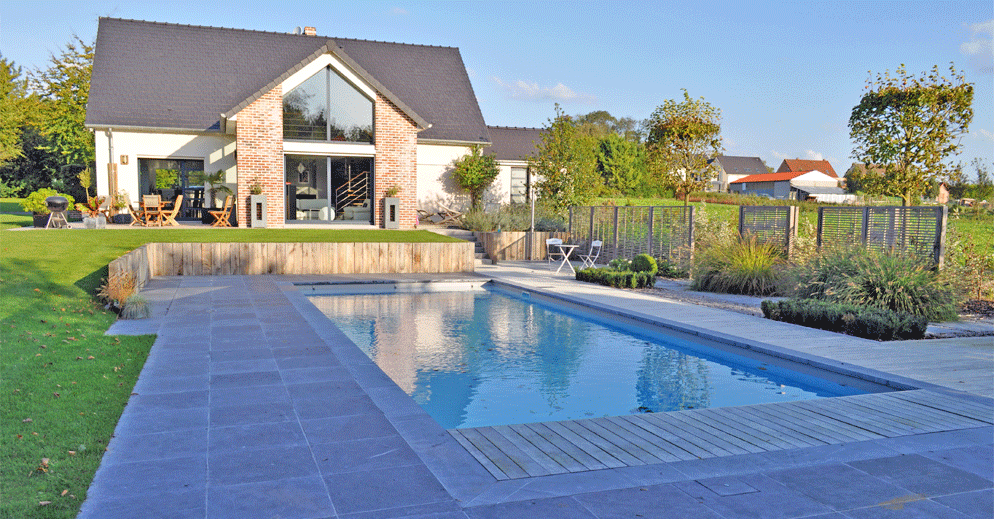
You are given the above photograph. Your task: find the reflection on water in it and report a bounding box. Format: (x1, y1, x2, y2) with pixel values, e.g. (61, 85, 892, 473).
(310, 288, 858, 429)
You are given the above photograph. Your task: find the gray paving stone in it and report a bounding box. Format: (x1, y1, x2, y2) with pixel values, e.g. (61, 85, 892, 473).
(931, 489, 994, 519)
(103, 427, 209, 466)
(87, 455, 206, 497)
(311, 434, 421, 475)
(286, 379, 366, 400)
(464, 496, 597, 519)
(674, 473, 833, 519)
(210, 358, 279, 375)
(299, 413, 399, 444)
(208, 444, 318, 485)
(339, 501, 464, 519)
(766, 463, 909, 510)
(209, 401, 297, 428)
(276, 354, 342, 371)
(293, 392, 378, 419)
(848, 454, 993, 496)
(78, 487, 204, 519)
(206, 476, 335, 519)
(323, 464, 453, 516)
(920, 446, 994, 481)
(126, 389, 208, 411)
(210, 370, 283, 389)
(210, 348, 274, 363)
(574, 483, 725, 519)
(210, 384, 292, 407)
(696, 475, 759, 496)
(209, 421, 308, 452)
(132, 373, 209, 394)
(114, 407, 209, 436)
(842, 498, 973, 518)
(271, 343, 333, 358)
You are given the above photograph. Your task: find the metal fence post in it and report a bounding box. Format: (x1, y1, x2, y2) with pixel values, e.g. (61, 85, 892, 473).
(612, 206, 619, 262)
(816, 207, 824, 248)
(936, 205, 947, 269)
(589, 206, 595, 246)
(568, 206, 573, 235)
(647, 206, 654, 256)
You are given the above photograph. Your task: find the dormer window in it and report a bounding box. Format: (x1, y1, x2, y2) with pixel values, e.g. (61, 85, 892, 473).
(283, 66, 373, 143)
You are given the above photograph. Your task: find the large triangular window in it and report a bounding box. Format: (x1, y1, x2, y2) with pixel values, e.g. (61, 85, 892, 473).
(283, 66, 373, 143)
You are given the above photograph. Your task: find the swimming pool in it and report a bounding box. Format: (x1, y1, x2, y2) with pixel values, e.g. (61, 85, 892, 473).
(309, 283, 868, 429)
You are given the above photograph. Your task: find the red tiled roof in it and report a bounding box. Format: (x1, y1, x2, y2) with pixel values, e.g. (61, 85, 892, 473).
(730, 171, 809, 184)
(777, 159, 838, 178)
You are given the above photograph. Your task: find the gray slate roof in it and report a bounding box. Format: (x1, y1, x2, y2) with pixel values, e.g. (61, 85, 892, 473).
(86, 18, 490, 143)
(794, 185, 847, 195)
(485, 126, 544, 161)
(713, 155, 768, 175)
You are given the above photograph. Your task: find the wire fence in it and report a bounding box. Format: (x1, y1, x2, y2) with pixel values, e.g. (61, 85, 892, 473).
(569, 206, 694, 266)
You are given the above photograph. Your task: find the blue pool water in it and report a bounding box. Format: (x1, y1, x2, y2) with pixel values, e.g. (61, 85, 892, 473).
(309, 285, 865, 429)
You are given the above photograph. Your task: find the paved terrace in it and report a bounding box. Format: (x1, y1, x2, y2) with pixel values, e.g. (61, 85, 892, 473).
(80, 264, 993, 519)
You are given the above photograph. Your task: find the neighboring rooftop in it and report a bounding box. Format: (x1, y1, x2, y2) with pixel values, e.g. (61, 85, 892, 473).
(777, 158, 838, 178)
(484, 126, 544, 161)
(713, 155, 768, 176)
(86, 18, 490, 143)
(731, 171, 810, 183)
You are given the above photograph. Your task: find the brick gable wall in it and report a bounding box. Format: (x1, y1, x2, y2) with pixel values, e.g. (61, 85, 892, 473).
(374, 93, 418, 228)
(235, 87, 284, 228)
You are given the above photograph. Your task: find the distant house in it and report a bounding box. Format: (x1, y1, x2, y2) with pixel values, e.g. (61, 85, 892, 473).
(485, 126, 543, 205)
(710, 155, 768, 192)
(777, 159, 839, 179)
(730, 170, 853, 202)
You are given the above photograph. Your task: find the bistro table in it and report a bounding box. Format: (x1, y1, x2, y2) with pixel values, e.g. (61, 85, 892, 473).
(554, 243, 579, 274)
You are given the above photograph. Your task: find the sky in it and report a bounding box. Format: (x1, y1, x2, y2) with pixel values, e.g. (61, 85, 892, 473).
(2, 0, 992, 178)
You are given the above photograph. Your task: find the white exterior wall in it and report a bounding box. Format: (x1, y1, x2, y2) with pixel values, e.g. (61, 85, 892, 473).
(416, 142, 511, 212)
(93, 130, 236, 205)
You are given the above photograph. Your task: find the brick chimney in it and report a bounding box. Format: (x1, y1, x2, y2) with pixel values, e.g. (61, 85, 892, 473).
(303, 26, 316, 36)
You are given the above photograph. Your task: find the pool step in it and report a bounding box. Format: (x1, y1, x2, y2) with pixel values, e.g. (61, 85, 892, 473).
(449, 389, 994, 481)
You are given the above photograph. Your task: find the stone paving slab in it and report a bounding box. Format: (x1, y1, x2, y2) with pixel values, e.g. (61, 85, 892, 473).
(82, 269, 993, 519)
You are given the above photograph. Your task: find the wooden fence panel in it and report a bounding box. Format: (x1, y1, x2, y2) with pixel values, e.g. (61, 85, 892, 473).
(739, 206, 798, 256)
(817, 206, 947, 267)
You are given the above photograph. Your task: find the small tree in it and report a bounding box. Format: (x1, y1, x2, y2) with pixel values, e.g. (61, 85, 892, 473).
(528, 104, 599, 215)
(33, 35, 95, 169)
(645, 90, 723, 205)
(452, 145, 500, 210)
(848, 63, 973, 206)
(0, 56, 35, 167)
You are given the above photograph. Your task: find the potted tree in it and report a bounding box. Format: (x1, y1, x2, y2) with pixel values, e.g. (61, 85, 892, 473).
(111, 190, 132, 224)
(196, 170, 233, 224)
(21, 188, 75, 228)
(76, 195, 107, 229)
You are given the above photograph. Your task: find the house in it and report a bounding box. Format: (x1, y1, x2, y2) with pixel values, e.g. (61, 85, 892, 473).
(710, 155, 768, 192)
(484, 126, 543, 204)
(86, 18, 519, 228)
(776, 158, 839, 179)
(730, 170, 851, 202)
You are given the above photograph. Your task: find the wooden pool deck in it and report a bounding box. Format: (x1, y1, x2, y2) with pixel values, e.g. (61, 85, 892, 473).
(451, 389, 993, 480)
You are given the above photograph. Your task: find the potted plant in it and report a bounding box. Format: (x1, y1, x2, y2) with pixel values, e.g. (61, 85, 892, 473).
(384, 185, 401, 229)
(195, 170, 233, 224)
(111, 190, 132, 224)
(21, 188, 76, 228)
(76, 195, 107, 229)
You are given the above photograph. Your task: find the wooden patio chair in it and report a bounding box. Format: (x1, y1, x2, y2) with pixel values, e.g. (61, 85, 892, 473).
(209, 195, 233, 227)
(142, 195, 163, 226)
(160, 194, 183, 227)
(429, 204, 464, 226)
(127, 203, 144, 226)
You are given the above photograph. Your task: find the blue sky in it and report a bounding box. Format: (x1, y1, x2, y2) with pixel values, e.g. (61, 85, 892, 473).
(3, 1, 992, 177)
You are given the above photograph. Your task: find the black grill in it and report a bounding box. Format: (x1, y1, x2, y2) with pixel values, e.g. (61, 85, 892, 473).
(45, 196, 71, 229)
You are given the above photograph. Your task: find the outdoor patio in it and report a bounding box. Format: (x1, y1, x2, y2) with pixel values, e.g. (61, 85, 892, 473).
(78, 263, 993, 519)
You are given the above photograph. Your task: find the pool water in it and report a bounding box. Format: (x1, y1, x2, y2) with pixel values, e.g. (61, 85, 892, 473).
(309, 285, 864, 429)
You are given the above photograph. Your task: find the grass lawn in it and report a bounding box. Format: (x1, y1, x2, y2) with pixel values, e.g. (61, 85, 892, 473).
(0, 220, 461, 518)
(1, 197, 29, 214)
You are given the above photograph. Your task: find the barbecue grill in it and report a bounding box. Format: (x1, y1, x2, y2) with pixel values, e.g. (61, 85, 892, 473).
(45, 196, 71, 229)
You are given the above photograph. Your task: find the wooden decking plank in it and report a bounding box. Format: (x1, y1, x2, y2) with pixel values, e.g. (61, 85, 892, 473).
(645, 414, 736, 457)
(887, 391, 994, 423)
(601, 416, 686, 462)
(876, 392, 992, 426)
(544, 421, 629, 468)
(702, 407, 819, 449)
(771, 402, 885, 442)
(494, 425, 570, 476)
(831, 395, 944, 435)
(850, 394, 980, 431)
(507, 423, 588, 473)
(578, 418, 666, 465)
(728, 404, 840, 446)
(458, 427, 530, 479)
(448, 430, 509, 480)
(670, 410, 767, 454)
(620, 414, 714, 460)
(524, 422, 610, 471)
(558, 420, 648, 466)
(476, 426, 554, 478)
(793, 399, 909, 438)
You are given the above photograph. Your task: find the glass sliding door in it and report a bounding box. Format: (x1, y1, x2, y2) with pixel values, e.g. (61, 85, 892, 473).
(138, 158, 205, 219)
(285, 155, 373, 223)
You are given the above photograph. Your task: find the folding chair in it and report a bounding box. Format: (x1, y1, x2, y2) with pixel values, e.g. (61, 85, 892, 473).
(209, 195, 233, 227)
(546, 238, 564, 268)
(160, 194, 183, 227)
(578, 240, 603, 269)
(142, 195, 163, 226)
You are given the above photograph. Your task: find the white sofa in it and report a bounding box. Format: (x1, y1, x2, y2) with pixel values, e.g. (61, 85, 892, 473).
(343, 199, 371, 221)
(296, 199, 334, 221)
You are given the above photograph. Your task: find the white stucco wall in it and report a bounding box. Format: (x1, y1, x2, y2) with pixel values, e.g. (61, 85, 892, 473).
(93, 130, 236, 205)
(416, 143, 511, 212)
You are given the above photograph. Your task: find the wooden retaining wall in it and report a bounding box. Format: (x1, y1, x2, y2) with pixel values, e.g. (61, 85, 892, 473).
(475, 231, 571, 261)
(109, 241, 475, 290)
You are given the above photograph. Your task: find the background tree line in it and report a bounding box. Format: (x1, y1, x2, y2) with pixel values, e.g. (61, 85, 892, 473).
(0, 36, 94, 202)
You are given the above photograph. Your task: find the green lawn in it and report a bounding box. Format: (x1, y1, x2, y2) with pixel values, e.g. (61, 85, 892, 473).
(1, 197, 29, 214)
(0, 225, 460, 518)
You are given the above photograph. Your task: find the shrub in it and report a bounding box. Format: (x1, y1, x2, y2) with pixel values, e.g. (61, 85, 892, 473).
(460, 202, 566, 232)
(120, 294, 151, 320)
(608, 258, 632, 271)
(761, 299, 928, 341)
(691, 236, 783, 296)
(631, 254, 658, 275)
(577, 267, 656, 289)
(782, 246, 958, 321)
(943, 227, 994, 301)
(20, 187, 76, 214)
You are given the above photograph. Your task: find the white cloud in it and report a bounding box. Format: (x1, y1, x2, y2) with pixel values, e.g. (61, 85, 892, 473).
(771, 150, 790, 160)
(805, 150, 824, 161)
(961, 19, 993, 74)
(390, 7, 409, 15)
(492, 76, 596, 104)
(974, 128, 994, 141)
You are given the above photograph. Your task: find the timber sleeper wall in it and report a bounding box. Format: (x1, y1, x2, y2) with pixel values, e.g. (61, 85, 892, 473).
(110, 242, 475, 290)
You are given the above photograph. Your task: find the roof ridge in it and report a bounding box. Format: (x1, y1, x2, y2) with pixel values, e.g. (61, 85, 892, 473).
(487, 125, 544, 131)
(100, 17, 459, 49)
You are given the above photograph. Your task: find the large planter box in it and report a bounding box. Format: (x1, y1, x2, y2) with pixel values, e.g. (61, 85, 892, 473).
(475, 231, 571, 261)
(384, 197, 400, 229)
(250, 195, 267, 228)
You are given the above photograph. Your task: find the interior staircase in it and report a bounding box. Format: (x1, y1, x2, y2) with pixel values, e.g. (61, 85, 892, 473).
(335, 170, 369, 213)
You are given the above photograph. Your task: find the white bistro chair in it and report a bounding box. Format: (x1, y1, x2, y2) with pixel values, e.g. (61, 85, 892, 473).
(546, 238, 564, 268)
(578, 240, 603, 269)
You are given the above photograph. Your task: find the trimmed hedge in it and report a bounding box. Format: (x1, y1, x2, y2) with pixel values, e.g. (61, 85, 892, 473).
(761, 299, 928, 341)
(577, 267, 656, 289)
